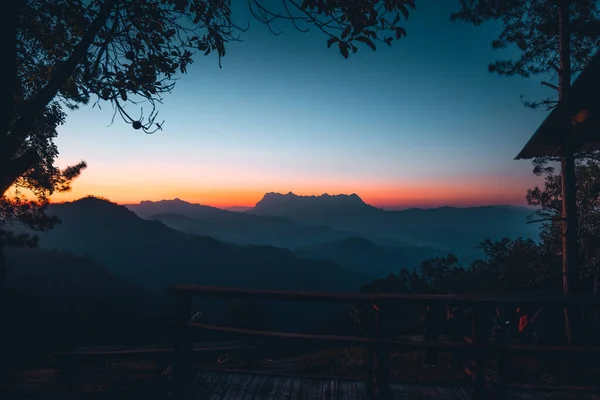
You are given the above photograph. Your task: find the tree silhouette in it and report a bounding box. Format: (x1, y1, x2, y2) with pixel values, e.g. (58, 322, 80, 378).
(451, 1, 600, 171)
(0, 102, 85, 286)
(527, 160, 600, 293)
(0, 0, 417, 284)
(451, 0, 600, 343)
(451, 1, 600, 110)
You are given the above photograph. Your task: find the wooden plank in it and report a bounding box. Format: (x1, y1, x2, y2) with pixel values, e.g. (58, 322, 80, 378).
(268, 375, 286, 400)
(256, 374, 276, 400)
(435, 386, 463, 400)
(279, 376, 295, 399)
(289, 376, 304, 400)
(223, 373, 252, 400)
(309, 378, 324, 400)
(278, 376, 293, 399)
(189, 322, 600, 357)
(510, 384, 600, 392)
(342, 381, 358, 400)
(328, 379, 339, 400)
(390, 383, 411, 398)
(354, 380, 367, 400)
(247, 374, 270, 400)
(319, 379, 327, 400)
(239, 373, 258, 399)
(349, 381, 359, 400)
(449, 386, 472, 400)
(197, 371, 222, 399)
(299, 377, 312, 400)
(510, 393, 538, 400)
(339, 379, 351, 400)
(219, 372, 243, 400)
(170, 285, 600, 307)
(242, 373, 266, 400)
(53, 341, 256, 358)
(195, 371, 600, 400)
(203, 372, 222, 400)
(209, 372, 236, 400)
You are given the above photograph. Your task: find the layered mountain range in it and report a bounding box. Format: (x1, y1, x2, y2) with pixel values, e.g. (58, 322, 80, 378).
(5, 192, 538, 332)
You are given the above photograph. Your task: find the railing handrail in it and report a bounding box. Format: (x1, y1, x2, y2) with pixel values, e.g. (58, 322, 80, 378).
(187, 322, 600, 356)
(169, 285, 600, 307)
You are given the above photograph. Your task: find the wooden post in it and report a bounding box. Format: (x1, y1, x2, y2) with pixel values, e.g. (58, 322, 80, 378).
(65, 296, 78, 398)
(172, 291, 191, 399)
(472, 306, 486, 399)
(374, 304, 390, 400)
(366, 303, 377, 400)
(367, 346, 375, 400)
(558, 0, 578, 345)
(497, 353, 509, 400)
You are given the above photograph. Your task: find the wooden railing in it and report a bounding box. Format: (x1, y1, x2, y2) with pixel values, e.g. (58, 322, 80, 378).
(169, 285, 600, 400)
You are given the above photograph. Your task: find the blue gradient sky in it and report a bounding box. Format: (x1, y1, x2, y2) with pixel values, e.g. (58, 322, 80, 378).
(53, 0, 552, 209)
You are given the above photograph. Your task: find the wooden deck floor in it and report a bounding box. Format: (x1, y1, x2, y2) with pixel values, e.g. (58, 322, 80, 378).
(194, 370, 600, 400)
(195, 370, 470, 400)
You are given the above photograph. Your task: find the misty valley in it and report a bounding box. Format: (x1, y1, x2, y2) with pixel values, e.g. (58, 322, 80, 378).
(5, 193, 541, 352)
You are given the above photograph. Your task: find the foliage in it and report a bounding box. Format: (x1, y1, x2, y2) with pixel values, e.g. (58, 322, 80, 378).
(527, 160, 600, 289)
(451, 0, 600, 110)
(0, 101, 85, 253)
(346, 162, 600, 338)
(451, 0, 600, 172)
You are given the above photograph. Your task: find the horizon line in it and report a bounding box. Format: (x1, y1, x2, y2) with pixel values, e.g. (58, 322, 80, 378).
(54, 194, 537, 211)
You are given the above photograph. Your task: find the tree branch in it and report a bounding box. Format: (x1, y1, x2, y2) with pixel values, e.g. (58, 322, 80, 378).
(0, 0, 23, 146)
(541, 81, 559, 91)
(2, 0, 117, 168)
(0, 148, 41, 196)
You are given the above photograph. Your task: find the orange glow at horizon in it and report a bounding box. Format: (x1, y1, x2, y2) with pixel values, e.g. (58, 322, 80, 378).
(48, 173, 535, 209)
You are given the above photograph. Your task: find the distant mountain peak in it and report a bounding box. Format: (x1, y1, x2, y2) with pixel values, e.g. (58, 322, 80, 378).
(68, 196, 119, 209)
(74, 195, 115, 204)
(140, 198, 190, 205)
(252, 191, 377, 217)
(126, 198, 229, 220)
(259, 192, 366, 203)
(51, 196, 139, 222)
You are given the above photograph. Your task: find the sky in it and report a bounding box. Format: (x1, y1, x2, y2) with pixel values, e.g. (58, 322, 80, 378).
(51, 0, 554, 209)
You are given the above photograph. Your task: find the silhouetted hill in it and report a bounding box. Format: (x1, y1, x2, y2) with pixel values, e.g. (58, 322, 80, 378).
(249, 192, 539, 254)
(125, 198, 229, 219)
(295, 237, 448, 278)
(252, 192, 382, 218)
(150, 211, 364, 249)
(3, 248, 170, 366)
(126, 198, 399, 249)
(36, 197, 366, 296)
(5, 247, 160, 314)
(225, 206, 253, 212)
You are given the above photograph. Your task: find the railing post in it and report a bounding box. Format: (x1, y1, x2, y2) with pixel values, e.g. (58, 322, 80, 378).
(472, 305, 486, 400)
(172, 291, 191, 399)
(65, 296, 78, 398)
(366, 303, 377, 400)
(374, 303, 390, 400)
(497, 352, 508, 400)
(367, 345, 375, 399)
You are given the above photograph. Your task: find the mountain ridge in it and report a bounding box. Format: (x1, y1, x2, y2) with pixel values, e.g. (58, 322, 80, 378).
(245, 191, 540, 254)
(36, 197, 367, 296)
(123, 193, 538, 256)
(250, 192, 382, 217)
